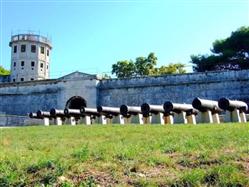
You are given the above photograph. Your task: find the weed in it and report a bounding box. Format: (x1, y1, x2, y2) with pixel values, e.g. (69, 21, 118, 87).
(0, 176, 10, 187)
(61, 181, 73, 187)
(72, 144, 90, 162)
(203, 172, 219, 186)
(79, 176, 96, 187)
(26, 164, 40, 174)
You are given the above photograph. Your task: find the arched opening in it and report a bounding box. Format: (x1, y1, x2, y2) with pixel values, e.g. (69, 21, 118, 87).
(65, 96, 87, 109)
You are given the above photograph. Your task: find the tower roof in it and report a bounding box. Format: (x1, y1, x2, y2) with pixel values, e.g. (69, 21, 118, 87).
(9, 33, 52, 49)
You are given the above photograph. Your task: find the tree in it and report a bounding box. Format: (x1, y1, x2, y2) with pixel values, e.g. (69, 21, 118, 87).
(0, 66, 10, 75)
(111, 60, 135, 78)
(152, 63, 186, 75)
(134, 52, 158, 76)
(111, 53, 186, 78)
(191, 26, 249, 72)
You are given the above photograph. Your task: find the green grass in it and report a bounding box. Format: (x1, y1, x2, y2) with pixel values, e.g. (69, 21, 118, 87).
(1, 124, 249, 186)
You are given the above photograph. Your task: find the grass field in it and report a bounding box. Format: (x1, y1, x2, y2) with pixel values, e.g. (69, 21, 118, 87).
(0, 124, 249, 187)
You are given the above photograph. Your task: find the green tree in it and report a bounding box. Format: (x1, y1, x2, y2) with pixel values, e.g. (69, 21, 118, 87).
(191, 26, 249, 72)
(152, 63, 186, 75)
(135, 52, 158, 76)
(0, 66, 10, 75)
(111, 60, 135, 78)
(112, 53, 186, 78)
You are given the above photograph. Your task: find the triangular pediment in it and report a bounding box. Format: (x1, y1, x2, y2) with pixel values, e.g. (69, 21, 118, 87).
(58, 71, 97, 81)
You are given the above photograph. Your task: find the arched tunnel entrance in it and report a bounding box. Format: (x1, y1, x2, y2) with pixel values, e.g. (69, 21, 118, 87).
(65, 96, 87, 109)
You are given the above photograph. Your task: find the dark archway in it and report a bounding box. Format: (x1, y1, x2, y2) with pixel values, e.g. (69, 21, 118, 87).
(65, 96, 87, 109)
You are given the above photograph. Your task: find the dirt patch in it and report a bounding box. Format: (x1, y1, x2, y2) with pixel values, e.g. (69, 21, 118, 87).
(69, 170, 118, 186)
(177, 157, 222, 169)
(143, 165, 174, 178)
(223, 148, 236, 154)
(164, 152, 181, 158)
(124, 164, 176, 186)
(235, 158, 249, 177)
(244, 161, 249, 176)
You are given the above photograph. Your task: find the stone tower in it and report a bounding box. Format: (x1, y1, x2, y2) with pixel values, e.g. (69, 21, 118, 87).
(9, 33, 52, 82)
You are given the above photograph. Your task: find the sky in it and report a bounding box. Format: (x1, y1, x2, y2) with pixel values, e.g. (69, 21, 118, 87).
(0, 0, 249, 78)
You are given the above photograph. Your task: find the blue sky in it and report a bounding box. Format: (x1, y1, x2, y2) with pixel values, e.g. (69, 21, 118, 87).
(0, 0, 249, 78)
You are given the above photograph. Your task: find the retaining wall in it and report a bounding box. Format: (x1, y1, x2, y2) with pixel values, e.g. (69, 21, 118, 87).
(98, 70, 249, 106)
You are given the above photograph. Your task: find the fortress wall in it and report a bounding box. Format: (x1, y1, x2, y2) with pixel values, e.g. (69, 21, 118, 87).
(0, 115, 42, 126)
(0, 78, 98, 116)
(0, 80, 62, 115)
(98, 70, 249, 106)
(1, 69, 249, 126)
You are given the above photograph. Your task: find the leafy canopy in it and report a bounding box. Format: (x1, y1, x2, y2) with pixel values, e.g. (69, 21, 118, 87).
(0, 66, 10, 75)
(191, 26, 249, 72)
(112, 52, 186, 78)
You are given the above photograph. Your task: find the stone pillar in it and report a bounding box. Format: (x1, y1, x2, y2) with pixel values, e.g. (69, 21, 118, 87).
(212, 113, 220, 124)
(100, 115, 108, 125)
(200, 111, 213, 123)
(118, 115, 125, 125)
(69, 116, 76, 125)
(231, 109, 241, 122)
(132, 114, 144, 124)
(55, 117, 62, 126)
(186, 114, 197, 124)
(107, 118, 113, 124)
(123, 117, 131, 124)
(239, 112, 247, 123)
(142, 116, 152, 124)
(174, 112, 187, 124)
(123, 114, 143, 124)
(151, 113, 165, 124)
(164, 115, 174, 124)
(111, 115, 124, 124)
(224, 109, 241, 123)
(91, 116, 99, 124)
(43, 117, 50, 126)
(75, 117, 81, 125)
(224, 111, 231, 122)
(82, 116, 91, 125)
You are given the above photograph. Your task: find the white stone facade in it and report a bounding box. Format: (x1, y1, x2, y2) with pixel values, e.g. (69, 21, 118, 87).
(9, 34, 52, 82)
(0, 72, 99, 116)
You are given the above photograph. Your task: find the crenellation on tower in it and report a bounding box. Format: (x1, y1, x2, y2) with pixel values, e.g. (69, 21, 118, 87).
(9, 33, 52, 82)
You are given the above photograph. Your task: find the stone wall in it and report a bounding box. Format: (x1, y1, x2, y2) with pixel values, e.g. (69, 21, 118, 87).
(0, 114, 42, 126)
(1, 69, 249, 126)
(0, 72, 98, 116)
(98, 70, 249, 107)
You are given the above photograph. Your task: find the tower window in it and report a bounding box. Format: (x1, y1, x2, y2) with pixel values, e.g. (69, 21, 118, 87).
(13, 62, 16, 67)
(31, 61, 35, 67)
(47, 50, 49, 56)
(21, 78, 24, 81)
(47, 65, 48, 69)
(21, 61, 25, 66)
(30, 78, 34, 81)
(14, 46, 17, 53)
(21, 45, 26, 52)
(40, 63, 43, 68)
(13, 79, 16, 82)
(31, 45, 36, 53)
(41, 46, 45, 54)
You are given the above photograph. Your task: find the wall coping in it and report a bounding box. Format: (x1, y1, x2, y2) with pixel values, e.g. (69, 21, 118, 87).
(99, 70, 249, 89)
